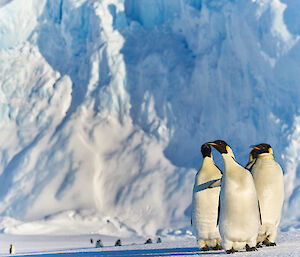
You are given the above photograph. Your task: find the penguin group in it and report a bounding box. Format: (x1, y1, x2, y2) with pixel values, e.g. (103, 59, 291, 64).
(191, 140, 284, 254)
(92, 237, 162, 248)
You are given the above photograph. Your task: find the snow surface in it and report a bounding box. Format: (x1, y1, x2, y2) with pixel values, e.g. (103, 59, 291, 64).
(0, 230, 299, 256)
(0, 0, 300, 240)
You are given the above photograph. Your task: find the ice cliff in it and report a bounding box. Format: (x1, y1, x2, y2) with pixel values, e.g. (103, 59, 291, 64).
(0, 0, 299, 236)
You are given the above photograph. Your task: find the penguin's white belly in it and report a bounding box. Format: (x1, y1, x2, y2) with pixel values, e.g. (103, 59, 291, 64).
(252, 160, 284, 235)
(219, 177, 259, 242)
(192, 186, 220, 240)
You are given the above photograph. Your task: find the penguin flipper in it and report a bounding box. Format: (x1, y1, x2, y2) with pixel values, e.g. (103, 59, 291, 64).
(258, 200, 262, 225)
(217, 193, 220, 226)
(208, 178, 221, 188)
(194, 179, 221, 192)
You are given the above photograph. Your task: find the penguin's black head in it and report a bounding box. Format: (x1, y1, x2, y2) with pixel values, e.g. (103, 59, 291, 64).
(201, 143, 212, 158)
(250, 143, 273, 155)
(207, 140, 229, 154)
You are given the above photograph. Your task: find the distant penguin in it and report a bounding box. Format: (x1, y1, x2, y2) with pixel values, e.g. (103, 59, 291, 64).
(9, 244, 15, 255)
(96, 239, 104, 248)
(249, 143, 284, 246)
(192, 143, 222, 251)
(115, 239, 122, 247)
(144, 238, 152, 244)
(208, 140, 260, 254)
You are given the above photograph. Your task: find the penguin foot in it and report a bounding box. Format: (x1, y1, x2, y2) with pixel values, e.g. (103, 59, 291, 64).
(262, 239, 276, 247)
(246, 244, 257, 251)
(225, 248, 237, 254)
(212, 244, 222, 250)
(200, 245, 209, 251)
(256, 242, 262, 248)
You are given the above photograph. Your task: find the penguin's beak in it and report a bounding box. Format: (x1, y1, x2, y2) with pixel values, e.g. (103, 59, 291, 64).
(250, 145, 260, 150)
(207, 142, 217, 146)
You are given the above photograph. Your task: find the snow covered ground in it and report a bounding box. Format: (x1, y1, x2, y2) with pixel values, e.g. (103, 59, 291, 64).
(0, 229, 298, 256)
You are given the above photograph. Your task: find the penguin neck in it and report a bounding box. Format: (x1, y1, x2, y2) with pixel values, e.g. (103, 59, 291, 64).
(198, 156, 221, 180)
(246, 159, 255, 170)
(258, 153, 274, 160)
(201, 156, 215, 167)
(221, 151, 240, 172)
(222, 147, 236, 161)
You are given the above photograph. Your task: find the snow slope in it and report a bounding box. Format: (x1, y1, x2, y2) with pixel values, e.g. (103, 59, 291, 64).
(0, 0, 299, 238)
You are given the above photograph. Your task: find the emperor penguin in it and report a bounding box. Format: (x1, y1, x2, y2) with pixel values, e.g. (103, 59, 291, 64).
(9, 244, 15, 255)
(207, 140, 260, 254)
(192, 143, 222, 251)
(249, 143, 284, 246)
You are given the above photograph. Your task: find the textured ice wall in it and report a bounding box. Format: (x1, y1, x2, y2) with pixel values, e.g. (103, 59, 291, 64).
(0, 0, 299, 236)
